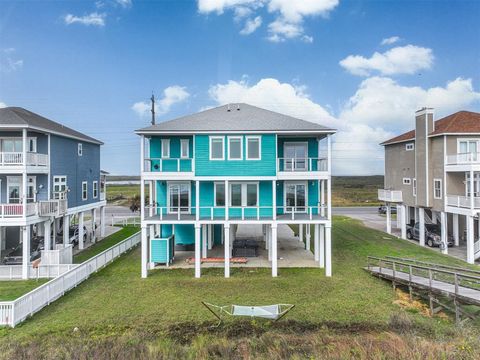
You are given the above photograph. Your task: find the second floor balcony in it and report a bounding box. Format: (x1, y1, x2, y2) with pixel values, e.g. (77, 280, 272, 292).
(143, 158, 194, 176)
(446, 195, 480, 210)
(277, 157, 328, 178)
(0, 152, 48, 169)
(0, 199, 67, 220)
(378, 189, 403, 203)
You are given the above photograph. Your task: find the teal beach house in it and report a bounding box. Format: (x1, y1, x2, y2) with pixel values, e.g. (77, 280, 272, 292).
(136, 104, 335, 278)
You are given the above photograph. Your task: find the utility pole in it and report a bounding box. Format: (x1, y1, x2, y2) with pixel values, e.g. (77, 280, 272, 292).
(150, 93, 155, 125)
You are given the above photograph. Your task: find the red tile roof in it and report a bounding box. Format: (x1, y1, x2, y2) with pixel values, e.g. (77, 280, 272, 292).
(381, 111, 480, 146)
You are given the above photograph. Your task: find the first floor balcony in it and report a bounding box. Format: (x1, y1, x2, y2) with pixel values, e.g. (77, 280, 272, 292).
(0, 199, 67, 219)
(446, 195, 480, 210)
(378, 189, 403, 203)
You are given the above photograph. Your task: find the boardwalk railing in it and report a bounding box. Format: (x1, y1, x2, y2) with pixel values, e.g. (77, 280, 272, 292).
(0, 231, 140, 327)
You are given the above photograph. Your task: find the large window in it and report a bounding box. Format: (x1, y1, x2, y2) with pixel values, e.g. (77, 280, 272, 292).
(209, 136, 224, 160)
(168, 182, 190, 213)
(434, 179, 442, 199)
(465, 173, 480, 197)
(180, 139, 189, 158)
(285, 182, 306, 213)
(53, 176, 67, 200)
(229, 183, 258, 207)
(228, 136, 243, 160)
(2, 139, 22, 152)
(161, 139, 170, 158)
(246, 136, 261, 160)
(214, 183, 225, 206)
(82, 181, 88, 201)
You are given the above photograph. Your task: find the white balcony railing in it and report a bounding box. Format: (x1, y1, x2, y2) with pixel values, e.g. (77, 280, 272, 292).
(0, 203, 37, 218)
(38, 199, 68, 217)
(446, 195, 480, 209)
(0, 152, 48, 167)
(0, 200, 67, 218)
(277, 157, 328, 172)
(144, 158, 194, 173)
(378, 189, 403, 203)
(446, 152, 480, 165)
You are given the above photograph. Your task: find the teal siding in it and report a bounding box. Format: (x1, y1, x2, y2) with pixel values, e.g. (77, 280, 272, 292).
(149, 136, 193, 172)
(194, 134, 276, 176)
(308, 181, 319, 215)
(278, 137, 321, 171)
(150, 238, 174, 264)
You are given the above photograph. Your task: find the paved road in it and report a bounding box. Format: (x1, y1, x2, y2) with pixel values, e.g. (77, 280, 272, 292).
(333, 206, 400, 236)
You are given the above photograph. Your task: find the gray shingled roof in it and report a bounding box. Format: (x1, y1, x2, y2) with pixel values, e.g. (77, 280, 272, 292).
(0, 107, 103, 145)
(136, 103, 335, 134)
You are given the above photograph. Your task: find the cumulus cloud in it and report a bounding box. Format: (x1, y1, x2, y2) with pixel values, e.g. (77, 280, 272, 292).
(206, 76, 480, 175)
(132, 86, 190, 117)
(0, 101, 7, 108)
(64, 12, 106, 27)
(240, 16, 262, 34)
(381, 36, 400, 45)
(197, 0, 338, 42)
(340, 45, 434, 76)
(0, 48, 23, 73)
(116, 0, 132, 8)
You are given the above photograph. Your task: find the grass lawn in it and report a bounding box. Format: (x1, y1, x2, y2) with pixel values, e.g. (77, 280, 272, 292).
(332, 175, 384, 207)
(0, 216, 478, 359)
(73, 226, 140, 264)
(0, 279, 49, 301)
(106, 184, 140, 206)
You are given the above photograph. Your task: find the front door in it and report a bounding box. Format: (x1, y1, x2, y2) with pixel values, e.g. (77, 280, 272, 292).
(7, 176, 36, 203)
(284, 143, 308, 171)
(168, 183, 190, 213)
(285, 182, 306, 213)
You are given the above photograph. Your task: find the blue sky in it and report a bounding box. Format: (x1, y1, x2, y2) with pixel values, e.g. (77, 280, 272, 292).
(1, 0, 479, 175)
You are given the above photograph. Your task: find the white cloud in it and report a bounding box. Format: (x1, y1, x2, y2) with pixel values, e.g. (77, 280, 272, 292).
(381, 36, 400, 46)
(197, 0, 338, 42)
(64, 12, 106, 27)
(340, 45, 434, 76)
(0, 48, 23, 73)
(240, 16, 262, 34)
(132, 86, 190, 117)
(116, 0, 132, 8)
(207, 76, 480, 175)
(0, 101, 7, 108)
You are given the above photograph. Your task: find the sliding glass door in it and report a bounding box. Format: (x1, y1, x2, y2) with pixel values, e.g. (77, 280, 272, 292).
(168, 183, 190, 213)
(285, 182, 306, 213)
(284, 142, 308, 171)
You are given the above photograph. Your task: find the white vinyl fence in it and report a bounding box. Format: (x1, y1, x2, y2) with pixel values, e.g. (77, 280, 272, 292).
(111, 215, 140, 226)
(0, 264, 78, 280)
(0, 231, 140, 327)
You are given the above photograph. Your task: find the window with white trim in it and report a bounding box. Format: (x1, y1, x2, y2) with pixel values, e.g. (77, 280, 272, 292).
(93, 181, 98, 199)
(209, 136, 224, 160)
(413, 178, 417, 197)
(53, 176, 67, 200)
(246, 136, 261, 160)
(403, 178, 411, 185)
(78, 143, 83, 156)
(228, 136, 243, 160)
(405, 143, 414, 151)
(82, 181, 88, 201)
(465, 173, 480, 197)
(214, 182, 225, 206)
(180, 139, 189, 159)
(229, 183, 258, 207)
(161, 139, 170, 158)
(28, 137, 37, 152)
(434, 179, 442, 199)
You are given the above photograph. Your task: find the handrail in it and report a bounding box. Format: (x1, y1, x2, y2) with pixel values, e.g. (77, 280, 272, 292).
(277, 157, 327, 172)
(385, 256, 480, 276)
(144, 158, 194, 172)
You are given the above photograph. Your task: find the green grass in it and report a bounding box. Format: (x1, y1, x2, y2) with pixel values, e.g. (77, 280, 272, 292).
(332, 175, 384, 207)
(0, 279, 49, 301)
(73, 226, 140, 264)
(0, 216, 478, 358)
(106, 184, 139, 206)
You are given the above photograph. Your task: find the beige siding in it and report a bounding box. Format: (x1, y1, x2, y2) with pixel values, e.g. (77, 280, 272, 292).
(429, 136, 444, 212)
(384, 142, 416, 206)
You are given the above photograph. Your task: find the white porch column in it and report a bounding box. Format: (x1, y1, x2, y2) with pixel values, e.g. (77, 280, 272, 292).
(320, 180, 325, 217)
(306, 225, 311, 251)
(400, 205, 407, 239)
(272, 180, 276, 220)
(441, 211, 448, 254)
(271, 224, 278, 277)
(325, 223, 332, 277)
(141, 225, 148, 278)
(21, 225, 30, 279)
(207, 224, 213, 250)
(100, 206, 106, 238)
(225, 180, 229, 221)
(319, 224, 325, 268)
(63, 215, 70, 245)
(140, 136, 145, 222)
(386, 204, 392, 234)
(195, 181, 200, 221)
(418, 208, 425, 246)
(453, 213, 459, 246)
(91, 208, 97, 243)
(224, 224, 230, 278)
(267, 226, 272, 261)
(202, 224, 207, 258)
(44, 220, 52, 251)
(314, 224, 319, 261)
(327, 134, 332, 221)
(467, 215, 475, 264)
(299, 224, 303, 243)
(79, 212, 85, 250)
(194, 224, 201, 278)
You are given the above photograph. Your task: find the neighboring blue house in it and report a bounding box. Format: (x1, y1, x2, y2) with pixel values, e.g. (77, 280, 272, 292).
(0, 107, 107, 279)
(137, 103, 335, 278)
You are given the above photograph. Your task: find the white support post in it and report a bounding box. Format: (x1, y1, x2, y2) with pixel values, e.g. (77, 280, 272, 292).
(224, 224, 230, 278)
(267, 226, 272, 261)
(140, 136, 145, 221)
(63, 215, 70, 245)
(141, 225, 148, 278)
(299, 224, 303, 243)
(419, 208, 425, 246)
(453, 213, 459, 247)
(306, 224, 311, 251)
(320, 180, 325, 217)
(100, 206, 106, 238)
(225, 180, 229, 221)
(325, 224, 332, 277)
(207, 224, 213, 250)
(79, 212, 84, 250)
(440, 211, 448, 254)
(272, 180, 276, 220)
(22, 225, 30, 279)
(195, 181, 200, 221)
(386, 204, 392, 234)
(195, 224, 201, 278)
(202, 224, 207, 258)
(91, 208, 97, 243)
(149, 181, 153, 219)
(319, 224, 325, 268)
(467, 215, 475, 264)
(471, 169, 475, 210)
(314, 224, 319, 261)
(327, 134, 332, 221)
(400, 205, 407, 239)
(44, 220, 52, 251)
(271, 224, 278, 277)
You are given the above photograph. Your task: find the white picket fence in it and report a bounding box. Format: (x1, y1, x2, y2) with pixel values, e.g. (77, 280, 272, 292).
(0, 231, 140, 327)
(0, 264, 78, 280)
